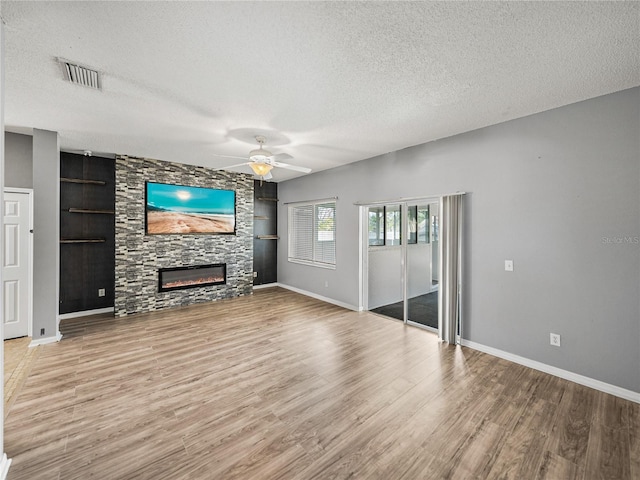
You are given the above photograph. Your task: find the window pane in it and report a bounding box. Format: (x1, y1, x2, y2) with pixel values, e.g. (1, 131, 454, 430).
(315, 203, 336, 265)
(408, 206, 417, 244)
(288, 201, 336, 268)
(368, 206, 384, 246)
(290, 205, 313, 261)
(417, 205, 429, 243)
(386, 205, 401, 246)
(432, 212, 439, 242)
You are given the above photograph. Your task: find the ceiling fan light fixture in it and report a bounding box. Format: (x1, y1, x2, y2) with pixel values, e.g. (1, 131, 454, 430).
(249, 162, 273, 177)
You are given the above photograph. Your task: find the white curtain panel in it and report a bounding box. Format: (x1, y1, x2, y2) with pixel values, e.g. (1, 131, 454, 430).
(438, 194, 464, 344)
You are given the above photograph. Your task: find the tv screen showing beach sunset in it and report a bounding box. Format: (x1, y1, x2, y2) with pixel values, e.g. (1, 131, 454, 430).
(145, 182, 235, 234)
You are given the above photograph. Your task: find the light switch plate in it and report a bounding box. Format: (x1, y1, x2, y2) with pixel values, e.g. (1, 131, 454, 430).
(505, 260, 514, 271)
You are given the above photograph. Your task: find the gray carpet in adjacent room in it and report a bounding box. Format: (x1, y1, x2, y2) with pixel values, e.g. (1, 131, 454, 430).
(370, 291, 438, 329)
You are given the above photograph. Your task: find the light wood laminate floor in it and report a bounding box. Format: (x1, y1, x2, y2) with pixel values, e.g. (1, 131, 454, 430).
(5, 287, 639, 479)
(4, 336, 39, 417)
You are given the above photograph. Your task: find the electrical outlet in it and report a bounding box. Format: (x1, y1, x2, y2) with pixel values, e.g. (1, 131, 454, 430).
(253, 272, 258, 278)
(324, 281, 329, 288)
(40, 328, 45, 336)
(550, 333, 561, 347)
(505, 260, 514, 272)
(98, 288, 106, 297)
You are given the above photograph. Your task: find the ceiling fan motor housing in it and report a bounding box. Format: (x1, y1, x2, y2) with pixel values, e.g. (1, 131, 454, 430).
(249, 151, 271, 162)
(249, 136, 272, 162)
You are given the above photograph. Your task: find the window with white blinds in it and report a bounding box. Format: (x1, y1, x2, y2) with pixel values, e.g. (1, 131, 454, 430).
(288, 200, 336, 268)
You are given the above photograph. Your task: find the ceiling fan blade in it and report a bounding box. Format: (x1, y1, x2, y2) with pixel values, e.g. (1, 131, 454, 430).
(211, 153, 247, 160)
(61, 148, 115, 158)
(214, 162, 251, 170)
(271, 161, 312, 173)
(269, 152, 294, 162)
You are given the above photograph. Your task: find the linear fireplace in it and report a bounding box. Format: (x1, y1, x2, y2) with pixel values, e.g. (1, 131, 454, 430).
(158, 264, 226, 292)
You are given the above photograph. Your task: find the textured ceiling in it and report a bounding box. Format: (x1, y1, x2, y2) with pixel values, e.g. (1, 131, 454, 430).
(2, 1, 639, 181)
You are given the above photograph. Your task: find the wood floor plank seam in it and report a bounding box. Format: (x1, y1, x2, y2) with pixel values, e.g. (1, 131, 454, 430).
(4, 287, 638, 480)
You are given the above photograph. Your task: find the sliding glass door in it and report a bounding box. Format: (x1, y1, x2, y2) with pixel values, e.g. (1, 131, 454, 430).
(367, 203, 404, 322)
(365, 199, 440, 331)
(406, 203, 438, 330)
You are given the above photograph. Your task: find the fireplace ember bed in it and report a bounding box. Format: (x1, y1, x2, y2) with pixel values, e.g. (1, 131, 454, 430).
(158, 264, 226, 292)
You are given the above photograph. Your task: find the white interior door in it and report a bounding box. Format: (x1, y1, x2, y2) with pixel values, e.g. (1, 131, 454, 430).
(3, 190, 32, 339)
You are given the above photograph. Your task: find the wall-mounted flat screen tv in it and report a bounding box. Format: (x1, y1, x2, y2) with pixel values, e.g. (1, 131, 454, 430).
(145, 182, 236, 235)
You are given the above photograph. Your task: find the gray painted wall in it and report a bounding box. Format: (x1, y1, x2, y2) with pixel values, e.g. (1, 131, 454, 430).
(32, 129, 60, 341)
(1, 19, 6, 453)
(4, 132, 33, 188)
(278, 87, 640, 393)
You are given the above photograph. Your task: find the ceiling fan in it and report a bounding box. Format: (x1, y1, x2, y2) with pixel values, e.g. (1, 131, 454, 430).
(60, 148, 115, 158)
(214, 136, 311, 180)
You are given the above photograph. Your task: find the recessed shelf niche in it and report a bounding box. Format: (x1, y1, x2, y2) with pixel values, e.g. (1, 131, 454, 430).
(59, 152, 115, 314)
(253, 181, 278, 285)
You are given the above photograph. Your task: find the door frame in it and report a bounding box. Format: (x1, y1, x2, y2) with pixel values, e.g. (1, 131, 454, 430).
(358, 195, 440, 331)
(3, 187, 34, 338)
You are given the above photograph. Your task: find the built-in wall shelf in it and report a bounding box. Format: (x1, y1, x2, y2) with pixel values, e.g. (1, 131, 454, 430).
(60, 152, 116, 315)
(254, 180, 278, 285)
(61, 177, 107, 185)
(60, 238, 106, 244)
(68, 208, 115, 214)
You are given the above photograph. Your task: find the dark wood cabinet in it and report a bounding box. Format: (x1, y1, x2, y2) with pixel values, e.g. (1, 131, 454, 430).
(253, 181, 277, 285)
(59, 152, 115, 314)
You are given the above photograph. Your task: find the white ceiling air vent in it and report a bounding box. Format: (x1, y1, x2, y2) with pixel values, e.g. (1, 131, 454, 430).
(60, 59, 101, 89)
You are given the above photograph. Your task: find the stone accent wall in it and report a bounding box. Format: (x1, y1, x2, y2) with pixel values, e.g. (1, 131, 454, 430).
(114, 155, 253, 317)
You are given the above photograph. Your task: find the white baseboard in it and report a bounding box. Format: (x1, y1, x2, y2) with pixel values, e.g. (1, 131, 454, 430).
(0, 454, 11, 480)
(29, 331, 62, 348)
(460, 339, 640, 404)
(276, 283, 359, 311)
(58, 307, 114, 320)
(253, 283, 279, 290)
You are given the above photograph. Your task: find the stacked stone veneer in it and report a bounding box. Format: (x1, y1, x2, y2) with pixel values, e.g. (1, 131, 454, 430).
(114, 155, 253, 317)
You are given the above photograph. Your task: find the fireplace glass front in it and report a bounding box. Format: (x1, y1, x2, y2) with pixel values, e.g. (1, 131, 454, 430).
(158, 264, 226, 292)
